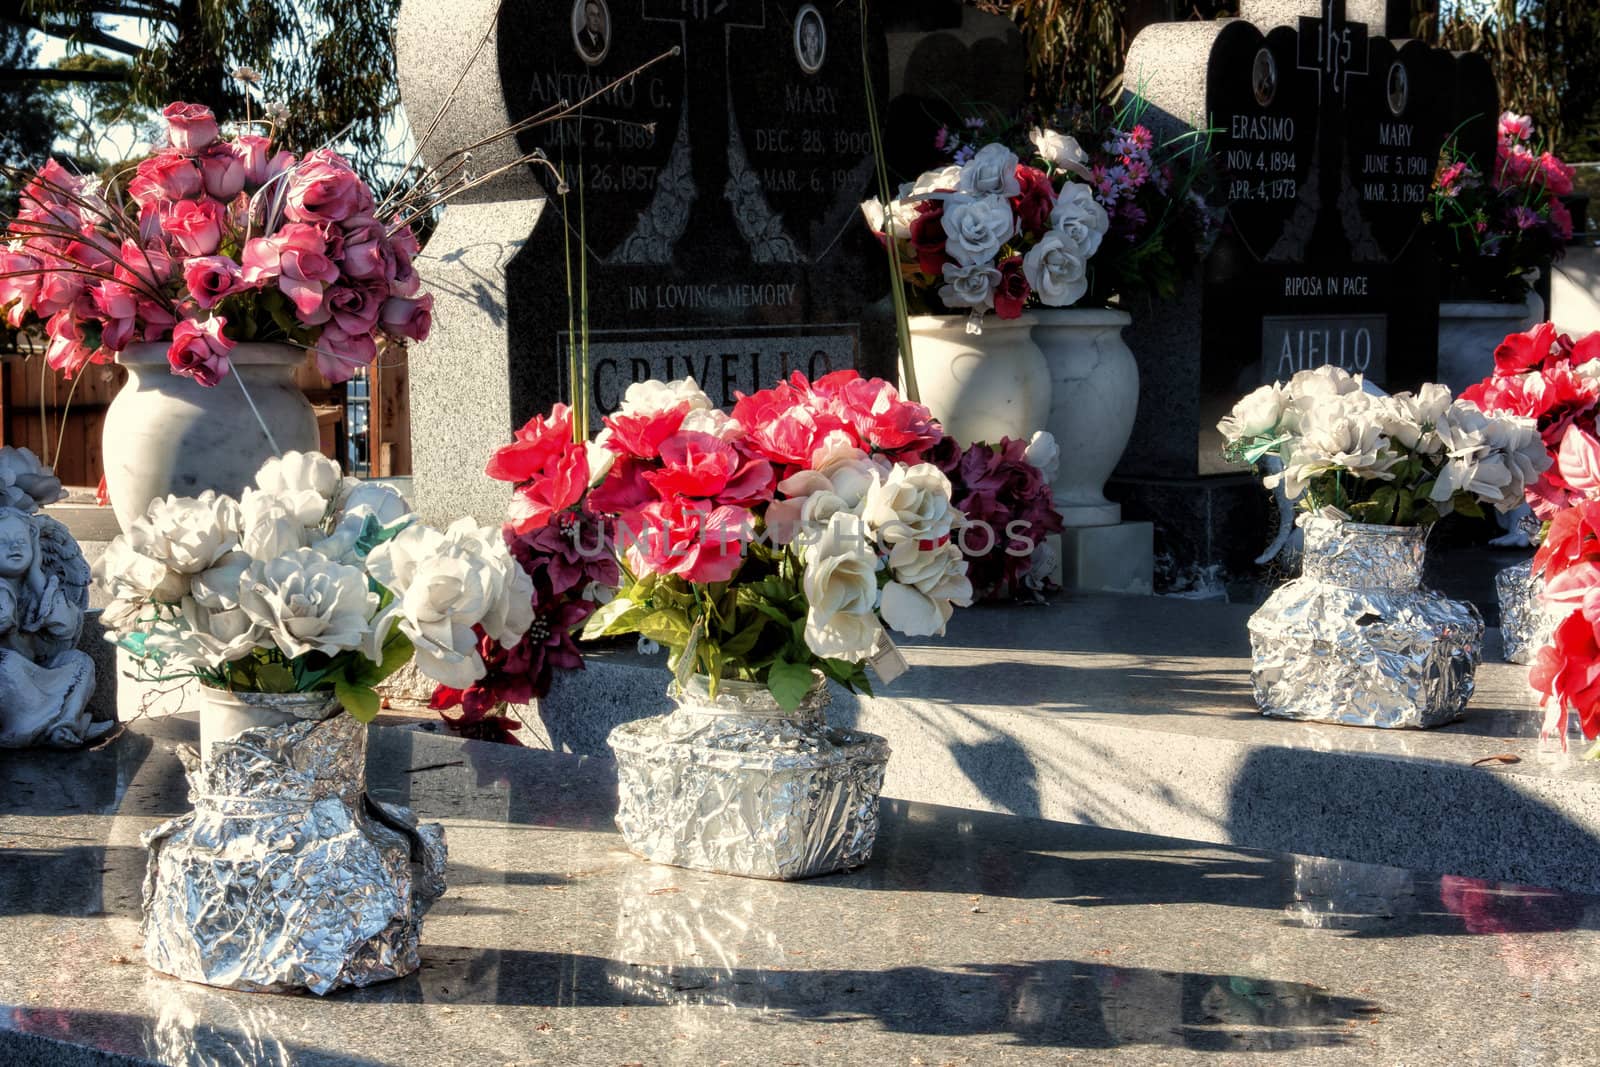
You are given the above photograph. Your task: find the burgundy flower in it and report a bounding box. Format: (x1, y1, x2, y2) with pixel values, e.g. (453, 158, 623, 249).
(993, 255, 1030, 319)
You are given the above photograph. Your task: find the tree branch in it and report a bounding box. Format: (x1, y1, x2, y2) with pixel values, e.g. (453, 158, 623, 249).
(0, 67, 130, 83)
(0, 4, 159, 59)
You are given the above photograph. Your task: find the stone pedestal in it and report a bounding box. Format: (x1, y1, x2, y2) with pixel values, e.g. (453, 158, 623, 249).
(1054, 523, 1155, 596)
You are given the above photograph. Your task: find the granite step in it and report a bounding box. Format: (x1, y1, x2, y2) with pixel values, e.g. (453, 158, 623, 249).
(523, 594, 1600, 896)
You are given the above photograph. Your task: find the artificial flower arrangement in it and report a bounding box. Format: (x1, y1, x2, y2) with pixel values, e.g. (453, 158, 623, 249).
(478, 371, 975, 710)
(926, 430, 1063, 599)
(1451, 321, 1600, 753)
(1218, 364, 1549, 525)
(0, 101, 431, 386)
(93, 451, 537, 720)
(1459, 322, 1600, 519)
(861, 96, 1213, 332)
(1426, 111, 1576, 303)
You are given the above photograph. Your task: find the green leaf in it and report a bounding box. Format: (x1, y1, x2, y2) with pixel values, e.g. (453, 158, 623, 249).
(335, 680, 382, 723)
(351, 630, 415, 688)
(582, 596, 648, 639)
(766, 659, 814, 712)
(720, 617, 767, 659)
(639, 609, 695, 649)
(255, 661, 297, 693)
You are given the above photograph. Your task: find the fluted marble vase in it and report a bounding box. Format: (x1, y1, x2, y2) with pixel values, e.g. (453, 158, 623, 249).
(105, 342, 320, 529)
(1032, 308, 1137, 528)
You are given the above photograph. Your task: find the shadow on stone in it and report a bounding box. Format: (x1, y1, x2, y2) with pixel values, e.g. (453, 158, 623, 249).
(1226, 745, 1600, 896)
(386, 944, 1376, 1052)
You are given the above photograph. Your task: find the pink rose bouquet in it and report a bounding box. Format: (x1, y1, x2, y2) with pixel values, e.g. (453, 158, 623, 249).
(0, 101, 430, 386)
(479, 371, 975, 710)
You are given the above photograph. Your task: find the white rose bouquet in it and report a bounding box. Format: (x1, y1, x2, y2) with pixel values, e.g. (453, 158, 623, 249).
(487, 372, 974, 710)
(1219, 365, 1550, 525)
(94, 451, 536, 720)
(860, 96, 1215, 333)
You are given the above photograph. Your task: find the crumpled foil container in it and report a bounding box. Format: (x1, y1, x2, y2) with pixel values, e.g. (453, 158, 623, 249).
(1497, 558, 1559, 665)
(608, 674, 889, 880)
(141, 707, 447, 995)
(1249, 518, 1484, 728)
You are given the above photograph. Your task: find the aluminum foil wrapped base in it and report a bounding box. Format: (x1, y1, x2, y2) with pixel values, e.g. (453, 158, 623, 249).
(1249, 518, 1484, 729)
(1496, 558, 1559, 665)
(608, 674, 890, 880)
(141, 707, 447, 994)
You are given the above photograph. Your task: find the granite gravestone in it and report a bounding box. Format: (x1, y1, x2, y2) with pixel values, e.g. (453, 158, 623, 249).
(396, 0, 892, 524)
(1109, 0, 1496, 583)
(498, 0, 894, 430)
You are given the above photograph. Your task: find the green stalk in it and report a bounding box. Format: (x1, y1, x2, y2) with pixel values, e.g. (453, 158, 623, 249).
(858, 0, 918, 402)
(561, 159, 580, 443)
(578, 117, 592, 442)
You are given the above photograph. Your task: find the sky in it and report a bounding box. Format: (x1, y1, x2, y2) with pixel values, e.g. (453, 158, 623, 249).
(32, 16, 152, 161)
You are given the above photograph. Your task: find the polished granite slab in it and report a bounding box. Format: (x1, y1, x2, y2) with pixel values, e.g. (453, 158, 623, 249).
(512, 595, 1600, 895)
(3, 719, 1600, 1065)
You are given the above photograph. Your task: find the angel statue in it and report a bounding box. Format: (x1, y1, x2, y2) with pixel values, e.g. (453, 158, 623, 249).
(0, 448, 105, 748)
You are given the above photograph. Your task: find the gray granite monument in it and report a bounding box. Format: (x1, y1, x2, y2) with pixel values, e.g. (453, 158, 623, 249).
(397, 0, 893, 526)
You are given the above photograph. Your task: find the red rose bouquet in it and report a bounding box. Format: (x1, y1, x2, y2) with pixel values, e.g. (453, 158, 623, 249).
(0, 101, 430, 386)
(479, 371, 975, 710)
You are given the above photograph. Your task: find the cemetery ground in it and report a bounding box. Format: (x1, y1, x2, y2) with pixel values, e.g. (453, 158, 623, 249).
(5, 570, 1600, 1064)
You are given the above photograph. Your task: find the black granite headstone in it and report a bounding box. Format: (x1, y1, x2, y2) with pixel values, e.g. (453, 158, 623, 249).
(1200, 0, 1468, 421)
(497, 0, 893, 427)
(1110, 0, 1498, 586)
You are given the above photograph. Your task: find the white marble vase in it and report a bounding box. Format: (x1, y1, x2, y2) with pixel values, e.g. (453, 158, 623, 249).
(906, 313, 1051, 449)
(1033, 308, 1137, 528)
(104, 342, 320, 530)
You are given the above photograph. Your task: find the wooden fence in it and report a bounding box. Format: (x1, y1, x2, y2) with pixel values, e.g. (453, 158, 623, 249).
(0, 348, 417, 487)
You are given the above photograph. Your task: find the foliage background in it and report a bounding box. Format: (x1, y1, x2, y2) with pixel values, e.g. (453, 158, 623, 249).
(990, 0, 1600, 167)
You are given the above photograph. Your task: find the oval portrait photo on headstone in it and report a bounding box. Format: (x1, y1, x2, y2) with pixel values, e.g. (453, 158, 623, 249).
(794, 4, 826, 75)
(572, 0, 610, 66)
(1251, 47, 1277, 107)
(1387, 61, 1409, 116)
